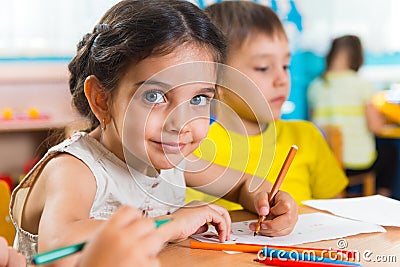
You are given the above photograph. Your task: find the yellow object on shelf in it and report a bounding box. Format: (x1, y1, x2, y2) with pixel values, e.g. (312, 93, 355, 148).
(28, 107, 40, 119)
(2, 108, 13, 120)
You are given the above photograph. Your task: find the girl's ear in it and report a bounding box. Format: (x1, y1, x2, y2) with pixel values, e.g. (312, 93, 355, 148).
(84, 75, 111, 124)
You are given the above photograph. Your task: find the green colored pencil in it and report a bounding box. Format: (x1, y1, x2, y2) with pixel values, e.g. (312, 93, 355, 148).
(32, 218, 171, 265)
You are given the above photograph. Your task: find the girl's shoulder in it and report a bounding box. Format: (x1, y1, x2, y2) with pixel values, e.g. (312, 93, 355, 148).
(307, 77, 326, 91)
(48, 131, 87, 153)
(48, 131, 121, 167)
(14, 131, 90, 191)
(309, 76, 324, 86)
(22, 131, 96, 195)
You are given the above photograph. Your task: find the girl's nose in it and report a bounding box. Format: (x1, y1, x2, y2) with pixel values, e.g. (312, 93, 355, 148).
(163, 102, 192, 133)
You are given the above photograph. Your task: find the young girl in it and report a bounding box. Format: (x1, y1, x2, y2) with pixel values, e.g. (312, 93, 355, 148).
(186, 1, 348, 209)
(308, 35, 380, 177)
(10, 0, 297, 265)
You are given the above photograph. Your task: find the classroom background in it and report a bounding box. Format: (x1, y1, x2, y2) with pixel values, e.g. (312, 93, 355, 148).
(1, 0, 399, 193)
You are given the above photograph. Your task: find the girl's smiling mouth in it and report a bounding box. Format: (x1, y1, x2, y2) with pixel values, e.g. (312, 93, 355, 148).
(152, 141, 187, 153)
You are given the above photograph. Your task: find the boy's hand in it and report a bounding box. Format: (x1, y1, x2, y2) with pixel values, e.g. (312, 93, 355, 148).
(160, 201, 231, 243)
(249, 191, 298, 236)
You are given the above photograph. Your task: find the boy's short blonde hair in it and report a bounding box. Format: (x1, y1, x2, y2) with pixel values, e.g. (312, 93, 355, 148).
(205, 1, 287, 51)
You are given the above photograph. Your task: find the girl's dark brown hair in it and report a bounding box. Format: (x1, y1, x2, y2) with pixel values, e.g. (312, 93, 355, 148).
(323, 35, 364, 80)
(204, 1, 287, 51)
(68, 0, 226, 130)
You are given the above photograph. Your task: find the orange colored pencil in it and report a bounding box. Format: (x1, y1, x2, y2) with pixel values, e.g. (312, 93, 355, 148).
(190, 241, 261, 253)
(189, 241, 356, 259)
(255, 145, 298, 235)
(268, 144, 298, 203)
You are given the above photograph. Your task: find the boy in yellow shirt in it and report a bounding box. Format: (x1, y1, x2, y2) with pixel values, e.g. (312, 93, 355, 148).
(187, 1, 348, 208)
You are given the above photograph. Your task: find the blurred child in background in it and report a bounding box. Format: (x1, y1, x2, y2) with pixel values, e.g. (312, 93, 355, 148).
(308, 35, 382, 196)
(187, 1, 347, 209)
(308, 35, 383, 180)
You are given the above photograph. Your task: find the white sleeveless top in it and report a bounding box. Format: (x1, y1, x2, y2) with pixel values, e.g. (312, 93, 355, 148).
(10, 131, 186, 264)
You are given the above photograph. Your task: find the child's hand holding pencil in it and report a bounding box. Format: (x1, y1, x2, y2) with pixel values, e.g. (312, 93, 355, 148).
(249, 145, 299, 237)
(249, 190, 298, 236)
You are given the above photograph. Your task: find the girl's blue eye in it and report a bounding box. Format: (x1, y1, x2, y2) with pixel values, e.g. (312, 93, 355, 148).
(144, 90, 164, 103)
(284, 65, 291, 71)
(190, 95, 209, 106)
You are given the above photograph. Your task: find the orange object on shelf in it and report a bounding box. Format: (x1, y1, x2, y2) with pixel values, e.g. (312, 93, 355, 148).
(28, 107, 41, 119)
(2, 108, 13, 120)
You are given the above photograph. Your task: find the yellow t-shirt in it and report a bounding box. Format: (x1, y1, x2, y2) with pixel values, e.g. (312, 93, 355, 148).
(186, 120, 348, 209)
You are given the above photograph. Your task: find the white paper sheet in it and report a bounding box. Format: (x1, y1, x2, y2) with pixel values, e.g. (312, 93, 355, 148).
(192, 212, 385, 246)
(302, 195, 400, 227)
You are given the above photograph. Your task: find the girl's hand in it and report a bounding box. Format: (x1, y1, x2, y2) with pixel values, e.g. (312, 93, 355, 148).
(78, 206, 164, 267)
(160, 201, 231, 243)
(249, 191, 298, 236)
